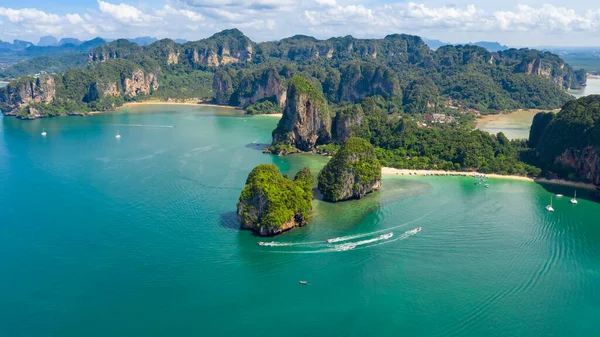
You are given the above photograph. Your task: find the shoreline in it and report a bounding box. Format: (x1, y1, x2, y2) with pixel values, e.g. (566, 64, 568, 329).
(117, 101, 239, 110)
(258, 113, 282, 118)
(382, 168, 598, 190)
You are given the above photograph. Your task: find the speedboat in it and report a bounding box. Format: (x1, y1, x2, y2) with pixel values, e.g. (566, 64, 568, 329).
(556, 194, 563, 197)
(379, 232, 393, 240)
(257, 242, 266, 246)
(41, 129, 47, 136)
(570, 191, 578, 204)
(299, 281, 308, 285)
(116, 132, 121, 139)
(415, 227, 422, 232)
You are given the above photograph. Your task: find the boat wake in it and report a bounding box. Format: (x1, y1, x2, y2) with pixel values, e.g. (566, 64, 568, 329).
(325, 212, 429, 244)
(106, 123, 174, 128)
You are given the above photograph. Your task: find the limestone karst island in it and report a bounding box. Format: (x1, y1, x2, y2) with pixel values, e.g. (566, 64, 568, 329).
(1, 1, 600, 336)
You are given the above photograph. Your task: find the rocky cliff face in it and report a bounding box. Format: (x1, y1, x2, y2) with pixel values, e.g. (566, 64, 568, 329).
(532, 96, 600, 187)
(271, 76, 331, 153)
(0, 76, 56, 115)
(237, 68, 287, 108)
(317, 137, 382, 202)
(333, 105, 363, 142)
(516, 56, 585, 90)
(337, 63, 399, 102)
(555, 147, 600, 186)
(123, 69, 159, 96)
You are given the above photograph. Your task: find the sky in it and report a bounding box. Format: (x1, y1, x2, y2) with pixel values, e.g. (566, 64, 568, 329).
(1, 0, 600, 47)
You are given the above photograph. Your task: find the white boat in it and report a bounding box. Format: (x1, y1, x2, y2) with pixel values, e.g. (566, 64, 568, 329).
(379, 232, 393, 240)
(570, 191, 578, 204)
(556, 194, 563, 197)
(41, 129, 47, 136)
(545, 196, 554, 212)
(115, 132, 121, 139)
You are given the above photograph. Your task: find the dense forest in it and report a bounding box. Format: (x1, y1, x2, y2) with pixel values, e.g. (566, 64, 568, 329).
(316, 96, 542, 176)
(0, 29, 586, 119)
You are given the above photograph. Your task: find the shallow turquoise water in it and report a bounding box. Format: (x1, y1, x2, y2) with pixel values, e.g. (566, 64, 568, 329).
(1, 105, 599, 337)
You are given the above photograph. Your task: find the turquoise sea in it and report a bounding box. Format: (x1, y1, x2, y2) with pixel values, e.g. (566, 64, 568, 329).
(1, 105, 599, 337)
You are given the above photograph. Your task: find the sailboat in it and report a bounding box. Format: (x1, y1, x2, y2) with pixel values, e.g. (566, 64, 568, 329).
(545, 196, 554, 212)
(115, 131, 121, 139)
(41, 128, 47, 136)
(570, 191, 578, 204)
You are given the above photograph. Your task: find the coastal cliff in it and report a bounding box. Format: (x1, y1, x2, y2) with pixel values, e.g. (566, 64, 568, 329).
(270, 75, 331, 154)
(0, 63, 159, 118)
(531, 95, 600, 187)
(332, 105, 363, 142)
(0, 76, 55, 115)
(237, 164, 313, 236)
(317, 137, 382, 202)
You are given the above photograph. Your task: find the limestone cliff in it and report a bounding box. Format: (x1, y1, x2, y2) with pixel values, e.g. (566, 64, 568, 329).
(555, 147, 600, 186)
(123, 69, 159, 96)
(0, 76, 55, 115)
(317, 137, 382, 202)
(336, 63, 399, 102)
(531, 96, 600, 187)
(270, 75, 331, 154)
(237, 164, 313, 236)
(236, 68, 287, 108)
(333, 105, 363, 142)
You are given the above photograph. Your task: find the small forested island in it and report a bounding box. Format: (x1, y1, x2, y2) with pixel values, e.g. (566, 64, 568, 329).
(237, 164, 314, 236)
(318, 137, 382, 202)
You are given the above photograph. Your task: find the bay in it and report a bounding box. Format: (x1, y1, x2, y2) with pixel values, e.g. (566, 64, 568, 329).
(1, 105, 599, 337)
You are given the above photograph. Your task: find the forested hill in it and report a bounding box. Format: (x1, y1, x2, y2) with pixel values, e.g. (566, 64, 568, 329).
(0, 29, 586, 118)
(529, 95, 600, 186)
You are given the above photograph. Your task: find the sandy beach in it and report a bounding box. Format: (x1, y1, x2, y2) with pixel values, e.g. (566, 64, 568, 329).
(119, 101, 239, 109)
(382, 167, 597, 190)
(259, 113, 282, 118)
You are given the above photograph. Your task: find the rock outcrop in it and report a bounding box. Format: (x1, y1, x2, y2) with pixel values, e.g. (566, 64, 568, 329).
(237, 164, 313, 236)
(531, 95, 600, 187)
(555, 147, 600, 186)
(337, 63, 399, 102)
(123, 69, 159, 96)
(236, 68, 287, 108)
(271, 75, 331, 153)
(0, 76, 56, 115)
(333, 105, 363, 142)
(317, 137, 382, 202)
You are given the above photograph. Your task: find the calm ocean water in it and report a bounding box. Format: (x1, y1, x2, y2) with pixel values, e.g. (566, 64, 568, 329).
(1, 105, 599, 337)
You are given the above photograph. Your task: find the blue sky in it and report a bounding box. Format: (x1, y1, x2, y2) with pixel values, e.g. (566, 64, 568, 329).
(1, 0, 600, 46)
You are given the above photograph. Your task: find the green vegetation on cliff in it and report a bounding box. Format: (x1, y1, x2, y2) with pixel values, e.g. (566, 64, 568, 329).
(237, 164, 314, 235)
(529, 95, 600, 184)
(1, 29, 585, 119)
(245, 99, 282, 115)
(341, 97, 542, 176)
(318, 137, 382, 202)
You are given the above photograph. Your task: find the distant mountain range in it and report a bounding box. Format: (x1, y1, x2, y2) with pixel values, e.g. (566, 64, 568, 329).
(423, 38, 509, 52)
(0, 36, 187, 72)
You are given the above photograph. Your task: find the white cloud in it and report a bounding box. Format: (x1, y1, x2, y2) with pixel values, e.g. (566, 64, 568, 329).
(97, 0, 155, 26)
(66, 13, 84, 25)
(2, 2, 600, 46)
(158, 5, 203, 22)
(0, 7, 61, 24)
